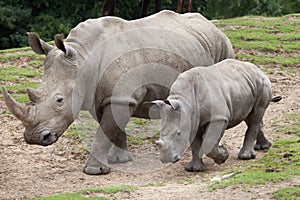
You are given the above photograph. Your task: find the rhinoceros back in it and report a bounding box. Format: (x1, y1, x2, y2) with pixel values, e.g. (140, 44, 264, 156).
(66, 10, 233, 63)
(65, 10, 234, 117)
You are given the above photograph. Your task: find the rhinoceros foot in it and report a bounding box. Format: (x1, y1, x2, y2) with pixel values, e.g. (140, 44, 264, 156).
(213, 145, 229, 164)
(83, 166, 110, 175)
(83, 156, 110, 175)
(254, 140, 272, 151)
(107, 145, 133, 164)
(238, 149, 256, 160)
(185, 158, 207, 172)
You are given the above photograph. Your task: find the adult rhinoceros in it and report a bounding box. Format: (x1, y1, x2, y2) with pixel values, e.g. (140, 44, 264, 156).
(2, 10, 234, 175)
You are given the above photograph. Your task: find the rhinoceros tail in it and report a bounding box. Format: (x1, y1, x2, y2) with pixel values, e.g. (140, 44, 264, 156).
(271, 96, 282, 102)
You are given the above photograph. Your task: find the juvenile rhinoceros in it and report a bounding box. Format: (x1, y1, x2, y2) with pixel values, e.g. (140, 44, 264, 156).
(2, 10, 234, 175)
(150, 59, 281, 172)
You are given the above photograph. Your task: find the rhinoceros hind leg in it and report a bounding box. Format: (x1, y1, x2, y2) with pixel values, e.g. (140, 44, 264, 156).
(238, 150, 256, 160)
(108, 144, 133, 163)
(240, 90, 270, 159)
(239, 118, 263, 160)
(254, 141, 271, 151)
(254, 123, 272, 150)
(83, 155, 110, 175)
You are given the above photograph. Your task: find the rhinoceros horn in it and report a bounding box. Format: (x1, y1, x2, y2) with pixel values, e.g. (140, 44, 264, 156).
(27, 88, 42, 103)
(155, 139, 165, 147)
(2, 87, 33, 126)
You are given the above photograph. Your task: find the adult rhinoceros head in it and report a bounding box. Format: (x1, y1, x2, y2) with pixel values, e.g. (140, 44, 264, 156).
(149, 99, 191, 163)
(3, 33, 79, 146)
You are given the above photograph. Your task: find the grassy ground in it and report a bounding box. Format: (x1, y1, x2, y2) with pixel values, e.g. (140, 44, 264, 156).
(0, 14, 299, 199)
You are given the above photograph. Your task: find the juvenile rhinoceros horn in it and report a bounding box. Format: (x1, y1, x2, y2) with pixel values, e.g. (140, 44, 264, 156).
(2, 87, 33, 125)
(155, 139, 165, 147)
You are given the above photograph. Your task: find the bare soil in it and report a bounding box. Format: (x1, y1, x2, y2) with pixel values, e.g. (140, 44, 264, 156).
(1, 66, 299, 200)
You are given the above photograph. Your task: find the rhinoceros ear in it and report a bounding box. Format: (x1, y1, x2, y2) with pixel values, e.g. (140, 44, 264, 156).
(144, 100, 165, 109)
(54, 34, 66, 54)
(164, 99, 181, 110)
(28, 32, 53, 55)
(54, 34, 77, 60)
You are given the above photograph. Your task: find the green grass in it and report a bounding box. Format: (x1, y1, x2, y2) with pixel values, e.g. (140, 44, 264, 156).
(281, 113, 300, 137)
(209, 112, 300, 191)
(0, 66, 43, 82)
(4, 83, 39, 102)
(209, 137, 300, 190)
(32, 185, 138, 200)
(132, 118, 149, 126)
(79, 185, 138, 194)
(63, 111, 98, 154)
(29, 59, 44, 67)
(0, 46, 31, 53)
(0, 51, 44, 62)
(272, 187, 300, 200)
(223, 27, 300, 52)
(213, 14, 300, 74)
(127, 132, 149, 145)
(215, 15, 300, 54)
(127, 131, 159, 145)
(0, 65, 43, 102)
(235, 53, 300, 69)
(32, 193, 107, 200)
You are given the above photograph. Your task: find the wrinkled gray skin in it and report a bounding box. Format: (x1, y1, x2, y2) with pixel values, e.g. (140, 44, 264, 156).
(2, 10, 234, 175)
(151, 59, 275, 172)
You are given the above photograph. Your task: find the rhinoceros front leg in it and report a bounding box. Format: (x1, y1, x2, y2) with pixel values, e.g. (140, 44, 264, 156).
(185, 128, 207, 172)
(202, 120, 229, 164)
(83, 104, 132, 175)
(83, 126, 112, 175)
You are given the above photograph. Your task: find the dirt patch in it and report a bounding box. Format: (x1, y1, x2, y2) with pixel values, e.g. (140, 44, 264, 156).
(1, 70, 299, 199)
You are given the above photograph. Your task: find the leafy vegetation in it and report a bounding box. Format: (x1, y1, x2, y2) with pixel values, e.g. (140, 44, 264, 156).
(1, 0, 300, 49)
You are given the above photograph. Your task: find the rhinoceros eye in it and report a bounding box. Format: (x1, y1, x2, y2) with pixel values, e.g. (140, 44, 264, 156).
(57, 97, 63, 103)
(54, 94, 65, 107)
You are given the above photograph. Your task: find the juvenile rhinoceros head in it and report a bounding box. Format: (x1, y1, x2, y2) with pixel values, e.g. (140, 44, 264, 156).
(149, 99, 191, 163)
(3, 33, 79, 146)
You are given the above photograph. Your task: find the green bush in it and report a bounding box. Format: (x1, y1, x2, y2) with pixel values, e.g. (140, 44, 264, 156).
(1, 0, 299, 49)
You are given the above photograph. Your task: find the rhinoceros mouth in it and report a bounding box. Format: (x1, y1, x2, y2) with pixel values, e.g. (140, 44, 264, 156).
(160, 153, 181, 164)
(40, 130, 58, 146)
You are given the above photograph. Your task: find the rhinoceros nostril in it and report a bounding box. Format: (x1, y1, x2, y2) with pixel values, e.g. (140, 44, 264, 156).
(41, 131, 57, 146)
(43, 132, 51, 140)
